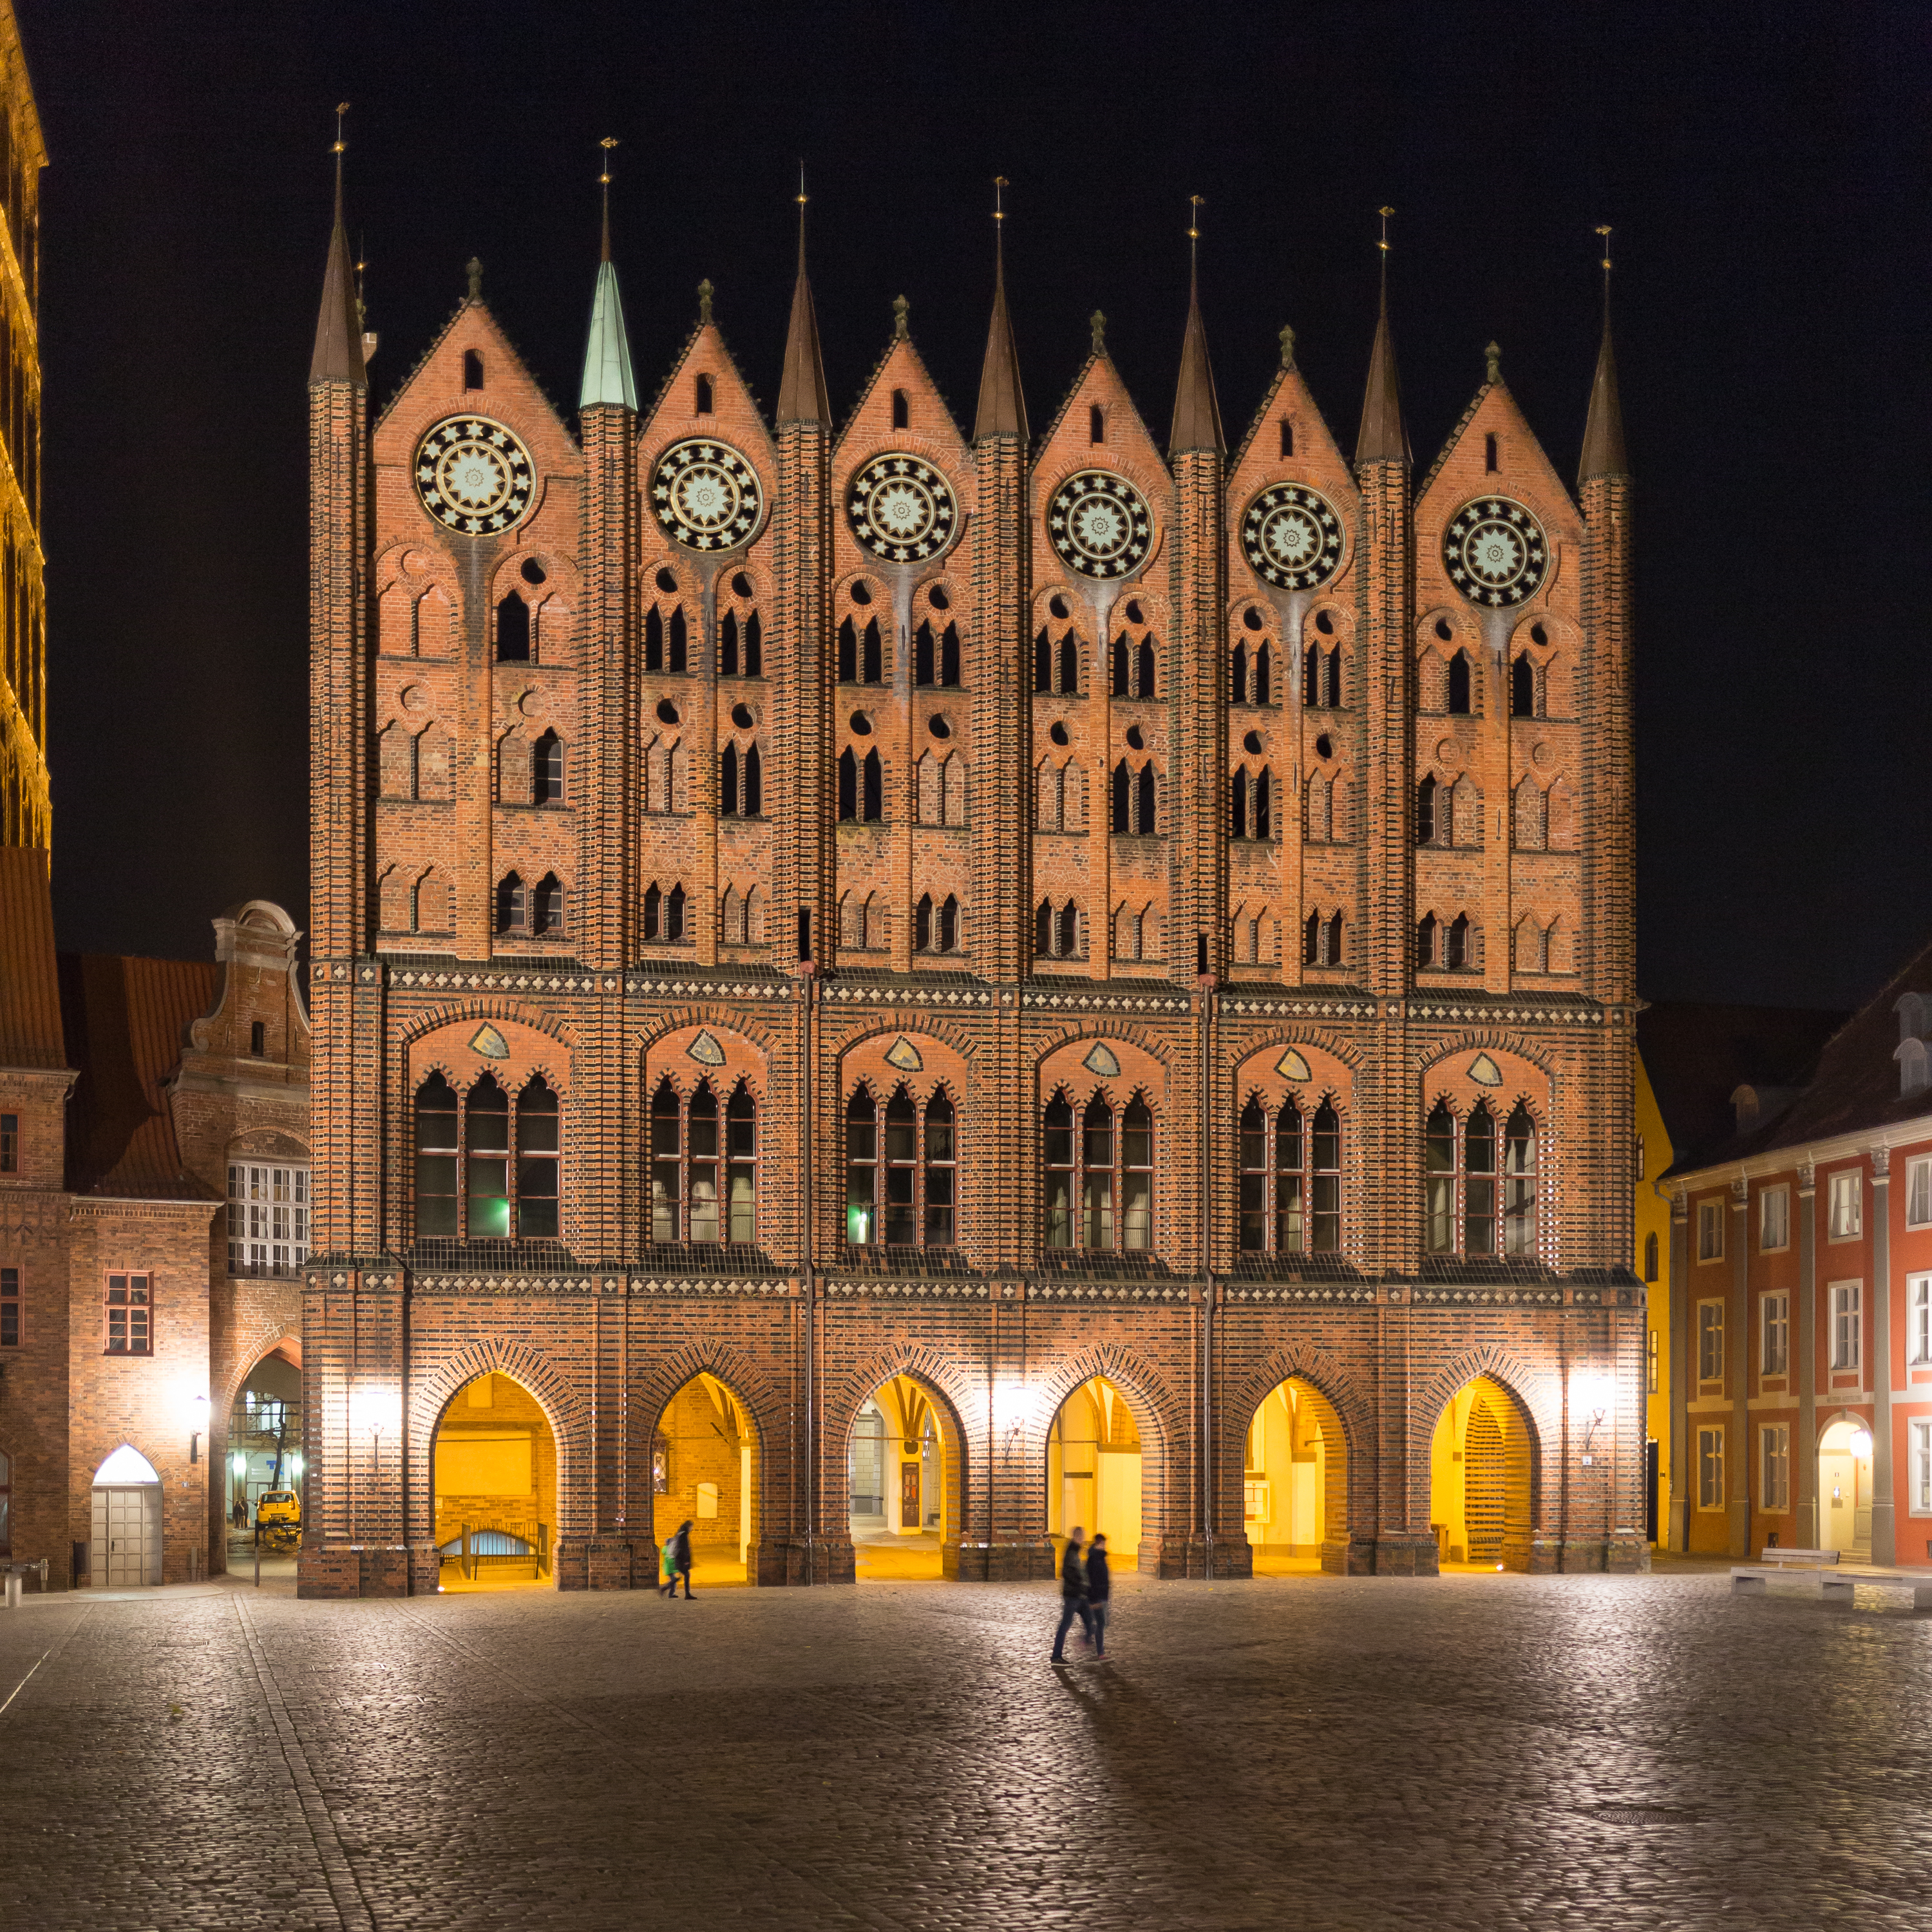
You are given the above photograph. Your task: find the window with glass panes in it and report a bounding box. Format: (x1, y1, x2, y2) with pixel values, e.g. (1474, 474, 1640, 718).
(1761, 1291, 1789, 1376)
(843, 1086, 958, 1248)
(1832, 1280, 1862, 1370)
(1911, 1273, 1931, 1365)
(1697, 1300, 1724, 1381)
(1697, 1425, 1725, 1509)
(1758, 1185, 1790, 1252)
(1043, 1090, 1153, 1253)
(1424, 1100, 1538, 1257)
(650, 1077, 756, 1244)
(1761, 1424, 1790, 1511)
(1238, 1095, 1341, 1255)
(412, 1072, 564, 1242)
(0, 1266, 17, 1347)
(1913, 1418, 1932, 1515)
(226, 1161, 310, 1275)
(106, 1273, 151, 1354)
(1908, 1157, 1932, 1229)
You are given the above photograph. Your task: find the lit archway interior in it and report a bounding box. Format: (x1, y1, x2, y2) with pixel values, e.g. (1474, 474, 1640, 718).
(1047, 1376, 1141, 1563)
(1244, 1378, 1347, 1574)
(654, 1374, 757, 1586)
(849, 1375, 952, 1580)
(434, 1372, 558, 1590)
(1818, 1415, 1874, 1560)
(226, 1345, 303, 1548)
(1428, 1376, 1535, 1571)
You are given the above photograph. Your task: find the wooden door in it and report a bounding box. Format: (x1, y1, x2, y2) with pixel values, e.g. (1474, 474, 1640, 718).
(900, 1461, 921, 1530)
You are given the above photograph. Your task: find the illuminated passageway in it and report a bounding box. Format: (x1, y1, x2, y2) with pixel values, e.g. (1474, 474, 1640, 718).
(849, 1375, 951, 1580)
(1244, 1378, 1345, 1574)
(433, 1372, 558, 1591)
(654, 1374, 757, 1587)
(1428, 1376, 1535, 1571)
(1817, 1414, 1874, 1562)
(1046, 1376, 1141, 1563)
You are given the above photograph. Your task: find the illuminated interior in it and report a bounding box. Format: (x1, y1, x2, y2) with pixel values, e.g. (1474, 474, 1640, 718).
(1046, 1375, 1141, 1562)
(1818, 1414, 1874, 1561)
(849, 1374, 951, 1580)
(1244, 1378, 1345, 1573)
(654, 1373, 756, 1586)
(1428, 1375, 1535, 1571)
(433, 1371, 558, 1591)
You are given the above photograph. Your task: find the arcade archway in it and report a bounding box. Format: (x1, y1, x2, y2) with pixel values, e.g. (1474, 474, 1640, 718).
(225, 1343, 303, 1567)
(1818, 1415, 1873, 1560)
(433, 1372, 558, 1591)
(849, 1374, 955, 1580)
(1047, 1376, 1142, 1565)
(1244, 1378, 1347, 1575)
(1428, 1376, 1535, 1571)
(654, 1374, 757, 1587)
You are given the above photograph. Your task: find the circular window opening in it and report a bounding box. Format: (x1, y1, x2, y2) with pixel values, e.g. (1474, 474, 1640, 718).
(1049, 721, 1070, 747)
(929, 585, 951, 612)
(1242, 607, 1264, 632)
(1434, 617, 1454, 641)
(656, 699, 680, 725)
(929, 715, 952, 741)
(849, 580, 874, 607)
(731, 571, 753, 599)
(1125, 724, 1145, 750)
(520, 558, 547, 586)
(850, 710, 873, 735)
(655, 567, 679, 595)
(1048, 594, 1070, 620)
(1530, 621, 1548, 647)
(731, 703, 755, 730)
(1243, 730, 1263, 755)
(1314, 732, 1334, 761)
(1314, 609, 1335, 635)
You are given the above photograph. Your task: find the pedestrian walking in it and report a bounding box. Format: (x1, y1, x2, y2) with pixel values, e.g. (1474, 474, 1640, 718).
(1086, 1532, 1112, 1658)
(668, 1520, 696, 1598)
(658, 1533, 677, 1597)
(1050, 1525, 1093, 1662)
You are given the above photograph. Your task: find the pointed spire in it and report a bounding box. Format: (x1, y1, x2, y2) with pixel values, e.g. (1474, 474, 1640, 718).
(974, 176, 1028, 440)
(1579, 225, 1629, 483)
(1354, 206, 1407, 467)
(580, 138, 637, 412)
(1170, 196, 1224, 456)
(309, 103, 366, 388)
(775, 167, 831, 427)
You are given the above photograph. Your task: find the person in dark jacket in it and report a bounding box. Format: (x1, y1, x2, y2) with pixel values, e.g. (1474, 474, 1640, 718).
(1085, 1532, 1112, 1658)
(665, 1520, 696, 1598)
(1050, 1526, 1093, 1662)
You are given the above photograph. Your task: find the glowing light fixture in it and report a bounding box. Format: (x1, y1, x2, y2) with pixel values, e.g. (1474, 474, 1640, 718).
(1850, 1428, 1873, 1459)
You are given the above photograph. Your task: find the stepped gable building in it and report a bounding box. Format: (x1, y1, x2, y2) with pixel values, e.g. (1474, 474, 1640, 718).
(301, 174, 1642, 1598)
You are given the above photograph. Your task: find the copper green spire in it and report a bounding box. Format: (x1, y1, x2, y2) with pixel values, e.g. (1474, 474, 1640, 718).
(974, 176, 1027, 440)
(1579, 225, 1629, 482)
(579, 138, 638, 411)
(308, 104, 366, 388)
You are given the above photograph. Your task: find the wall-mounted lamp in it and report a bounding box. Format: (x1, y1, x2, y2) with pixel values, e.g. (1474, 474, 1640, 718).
(189, 1393, 210, 1464)
(1572, 1372, 1615, 1465)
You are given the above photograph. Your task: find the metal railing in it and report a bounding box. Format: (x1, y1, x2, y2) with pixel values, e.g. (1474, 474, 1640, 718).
(439, 1521, 550, 1582)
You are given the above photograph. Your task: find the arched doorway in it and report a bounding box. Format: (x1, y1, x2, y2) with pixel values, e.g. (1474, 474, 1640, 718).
(1428, 1376, 1535, 1571)
(225, 1345, 303, 1565)
(1244, 1378, 1347, 1575)
(90, 1444, 163, 1588)
(1818, 1415, 1873, 1560)
(433, 1372, 558, 1591)
(654, 1374, 757, 1587)
(1047, 1376, 1142, 1565)
(848, 1375, 952, 1580)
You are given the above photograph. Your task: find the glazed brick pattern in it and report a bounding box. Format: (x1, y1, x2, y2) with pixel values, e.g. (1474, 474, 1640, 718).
(301, 264, 1639, 1596)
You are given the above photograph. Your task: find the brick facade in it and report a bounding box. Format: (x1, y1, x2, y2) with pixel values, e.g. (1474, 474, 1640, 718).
(299, 196, 1645, 1596)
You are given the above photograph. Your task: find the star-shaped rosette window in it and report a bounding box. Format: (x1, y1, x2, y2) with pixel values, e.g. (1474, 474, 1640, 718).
(1240, 483, 1344, 591)
(415, 417, 536, 535)
(1441, 497, 1549, 607)
(1048, 469, 1153, 580)
(846, 454, 960, 564)
(649, 438, 767, 554)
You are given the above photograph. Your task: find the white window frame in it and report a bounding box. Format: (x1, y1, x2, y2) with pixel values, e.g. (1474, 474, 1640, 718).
(227, 1161, 311, 1278)
(1831, 1280, 1862, 1372)
(1913, 1418, 1932, 1517)
(1697, 1426, 1725, 1511)
(1907, 1155, 1932, 1230)
(1758, 1185, 1790, 1253)
(1696, 1199, 1725, 1264)
(1910, 1272, 1931, 1367)
(1761, 1291, 1790, 1377)
(1760, 1423, 1790, 1512)
(1698, 1299, 1725, 1383)
(1827, 1170, 1864, 1242)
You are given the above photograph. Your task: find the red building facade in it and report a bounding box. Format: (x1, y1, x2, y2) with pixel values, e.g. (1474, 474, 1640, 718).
(300, 184, 1645, 1596)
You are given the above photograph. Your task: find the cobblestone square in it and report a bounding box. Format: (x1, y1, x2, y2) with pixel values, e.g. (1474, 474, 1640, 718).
(3, 1564, 1927, 1930)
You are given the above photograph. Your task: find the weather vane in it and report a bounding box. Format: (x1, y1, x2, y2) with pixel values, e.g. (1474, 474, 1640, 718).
(599, 137, 618, 260)
(1378, 205, 1394, 254)
(332, 100, 349, 157)
(1595, 222, 1613, 285)
(993, 174, 1007, 224)
(1188, 194, 1204, 270)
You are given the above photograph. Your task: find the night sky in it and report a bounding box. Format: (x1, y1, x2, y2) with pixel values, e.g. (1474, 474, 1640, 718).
(18, 1, 1927, 1011)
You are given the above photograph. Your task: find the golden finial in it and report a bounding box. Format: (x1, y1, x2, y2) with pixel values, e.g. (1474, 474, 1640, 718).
(332, 101, 349, 156)
(598, 136, 618, 263)
(1377, 205, 1394, 254)
(1595, 222, 1613, 290)
(992, 174, 1008, 223)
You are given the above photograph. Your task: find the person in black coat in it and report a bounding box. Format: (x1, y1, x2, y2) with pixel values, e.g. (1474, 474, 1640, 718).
(666, 1520, 696, 1598)
(1050, 1526, 1093, 1662)
(1085, 1533, 1112, 1658)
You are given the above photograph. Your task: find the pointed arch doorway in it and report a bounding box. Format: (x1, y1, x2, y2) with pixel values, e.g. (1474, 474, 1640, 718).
(654, 1374, 758, 1587)
(91, 1444, 163, 1588)
(848, 1374, 954, 1580)
(1046, 1376, 1142, 1566)
(433, 1372, 558, 1591)
(1243, 1378, 1348, 1574)
(1428, 1376, 1536, 1571)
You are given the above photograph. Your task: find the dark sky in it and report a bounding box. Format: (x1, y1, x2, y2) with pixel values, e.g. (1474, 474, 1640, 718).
(18, 1, 1928, 1010)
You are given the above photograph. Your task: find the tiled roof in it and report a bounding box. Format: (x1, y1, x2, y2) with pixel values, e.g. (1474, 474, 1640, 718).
(57, 951, 219, 1198)
(0, 846, 65, 1068)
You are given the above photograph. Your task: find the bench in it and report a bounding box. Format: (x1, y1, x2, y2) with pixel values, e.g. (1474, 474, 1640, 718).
(1732, 1560, 1932, 1609)
(1755, 1546, 1838, 1567)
